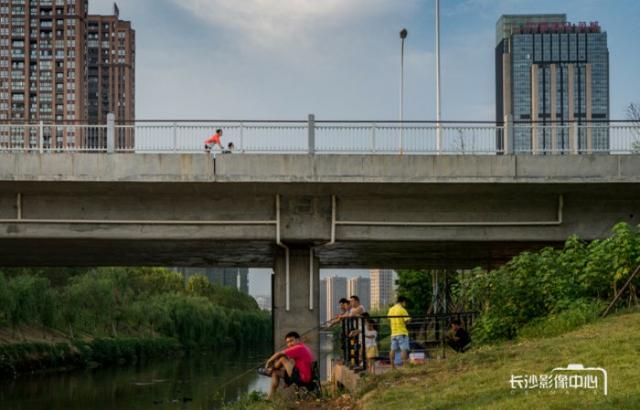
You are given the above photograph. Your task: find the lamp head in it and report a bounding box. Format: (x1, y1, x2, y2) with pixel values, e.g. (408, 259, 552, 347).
(400, 28, 408, 39)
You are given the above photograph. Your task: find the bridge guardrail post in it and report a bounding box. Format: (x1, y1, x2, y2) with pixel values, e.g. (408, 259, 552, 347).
(106, 113, 115, 153)
(571, 121, 579, 155)
(504, 115, 513, 155)
(308, 114, 315, 155)
(240, 122, 244, 153)
(39, 121, 44, 153)
(172, 122, 177, 152)
(371, 123, 377, 153)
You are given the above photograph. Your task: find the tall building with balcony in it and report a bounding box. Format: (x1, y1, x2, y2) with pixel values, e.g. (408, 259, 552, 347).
(0, 0, 89, 147)
(496, 14, 609, 154)
(87, 3, 134, 147)
(370, 269, 394, 311)
(0, 1, 134, 149)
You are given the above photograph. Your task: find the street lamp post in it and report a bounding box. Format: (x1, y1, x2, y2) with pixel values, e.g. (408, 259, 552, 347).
(400, 28, 408, 155)
(435, 0, 442, 154)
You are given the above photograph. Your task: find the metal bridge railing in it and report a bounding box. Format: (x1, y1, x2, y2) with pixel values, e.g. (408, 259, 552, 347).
(340, 311, 477, 371)
(1, 116, 639, 155)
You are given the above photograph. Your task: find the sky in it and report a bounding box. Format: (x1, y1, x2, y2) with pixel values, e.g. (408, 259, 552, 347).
(88, 0, 640, 295)
(89, 0, 640, 122)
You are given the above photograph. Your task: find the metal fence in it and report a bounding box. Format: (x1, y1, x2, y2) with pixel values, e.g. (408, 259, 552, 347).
(340, 311, 477, 371)
(1, 118, 639, 155)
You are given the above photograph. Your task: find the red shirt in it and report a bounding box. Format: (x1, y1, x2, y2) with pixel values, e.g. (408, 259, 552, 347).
(205, 132, 221, 145)
(283, 343, 315, 383)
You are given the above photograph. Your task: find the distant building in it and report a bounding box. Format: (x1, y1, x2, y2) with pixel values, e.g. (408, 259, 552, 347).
(347, 277, 371, 312)
(0, 0, 89, 144)
(177, 267, 249, 294)
(254, 295, 272, 311)
(0, 1, 135, 148)
(496, 14, 609, 153)
(370, 269, 394, 310)
(87, 3, 135, 147)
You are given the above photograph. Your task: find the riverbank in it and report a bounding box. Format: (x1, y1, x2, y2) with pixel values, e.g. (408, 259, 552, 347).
(356, 310, 640, 409)
(227, 310, 640, 409)
(0, 330, 182, 378)
(0, 268, 272, 378)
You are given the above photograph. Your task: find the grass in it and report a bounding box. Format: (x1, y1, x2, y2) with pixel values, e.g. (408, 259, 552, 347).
(358, 309, 640, 410)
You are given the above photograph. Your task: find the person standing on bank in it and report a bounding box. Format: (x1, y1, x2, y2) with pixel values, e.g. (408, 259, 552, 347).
(387, 295, 411, 369)
(204, 129, 224, 153)
(348, 295, 366, 317)
(347, 295, 366, 337)
(364, 317, 379, 374)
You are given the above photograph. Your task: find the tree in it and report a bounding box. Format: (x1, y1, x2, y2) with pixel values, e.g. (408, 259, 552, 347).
(0, 273, 14, 326)
(396, 270, 433, 315)
(66, 274, 115, 335)
(627, 102, 640, 152)
(186, 274, 259, 311)
(6, 275, 55, 338)
(0, 267, 91, 287)
(127, 267, 184, 296)
(186, 274, 216, 299)
(628, 102, 640, 124)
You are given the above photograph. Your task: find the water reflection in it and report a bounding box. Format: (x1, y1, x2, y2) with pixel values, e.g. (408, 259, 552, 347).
(0, 347, 272, 410)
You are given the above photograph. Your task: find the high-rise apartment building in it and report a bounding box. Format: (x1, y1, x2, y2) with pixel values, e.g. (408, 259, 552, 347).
(496, 14, 609, 153)
(0, 1, 134, 148)
(87, 3, 134, 146)
(0, 0, 88, 147)
(324, 276, 347, 322)
(347, 276, 371, 312)
(370, 269, 394, 310)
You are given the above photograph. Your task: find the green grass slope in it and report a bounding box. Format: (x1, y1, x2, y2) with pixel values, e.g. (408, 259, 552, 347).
(360, 310, 640, 410)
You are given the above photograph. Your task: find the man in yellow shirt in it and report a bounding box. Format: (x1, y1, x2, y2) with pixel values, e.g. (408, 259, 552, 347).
(387, 296, 411, 369)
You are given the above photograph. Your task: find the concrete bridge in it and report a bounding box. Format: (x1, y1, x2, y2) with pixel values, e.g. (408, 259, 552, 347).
(1, 153, 639, 349)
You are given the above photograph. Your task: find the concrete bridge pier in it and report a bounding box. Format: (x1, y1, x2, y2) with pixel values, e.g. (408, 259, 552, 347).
(272, 245, 320, 357)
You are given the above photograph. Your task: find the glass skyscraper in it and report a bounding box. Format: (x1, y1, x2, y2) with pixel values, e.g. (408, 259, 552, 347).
(496, 14, 609, 154)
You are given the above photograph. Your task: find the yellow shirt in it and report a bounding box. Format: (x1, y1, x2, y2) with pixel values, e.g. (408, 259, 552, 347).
(387, 303, 410, 336)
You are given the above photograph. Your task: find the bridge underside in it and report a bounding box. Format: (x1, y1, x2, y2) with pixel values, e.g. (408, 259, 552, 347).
(2, 153, 640, 354)
(1, 179, 638, 269)
(0, 238, 559, 269)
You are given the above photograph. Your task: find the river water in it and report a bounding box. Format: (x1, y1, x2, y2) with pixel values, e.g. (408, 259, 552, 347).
(0, 347, 274, 410)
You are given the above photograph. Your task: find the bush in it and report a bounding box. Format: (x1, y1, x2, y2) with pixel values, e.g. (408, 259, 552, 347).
(6, 275, 56, 329)
(0, 267, 272, 355)
(0, 273, 14, 326)
(465, 223, 640, 344)
(518, 299, 604, 339)
(0, 338, 182, 378)
(186, 274, 259, 311)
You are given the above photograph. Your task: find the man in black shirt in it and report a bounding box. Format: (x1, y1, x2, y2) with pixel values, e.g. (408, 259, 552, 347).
(447, 319, 471, 353)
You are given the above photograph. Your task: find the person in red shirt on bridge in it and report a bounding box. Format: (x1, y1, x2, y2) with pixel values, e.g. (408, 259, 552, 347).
(260, 331, 316, 400)
(204, 129, 223, 152)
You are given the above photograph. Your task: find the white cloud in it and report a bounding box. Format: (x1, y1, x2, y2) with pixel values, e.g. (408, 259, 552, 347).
(169, 0, 411, 49)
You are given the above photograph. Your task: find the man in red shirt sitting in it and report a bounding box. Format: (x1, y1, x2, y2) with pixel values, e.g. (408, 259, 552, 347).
(261, 331, 315, 400)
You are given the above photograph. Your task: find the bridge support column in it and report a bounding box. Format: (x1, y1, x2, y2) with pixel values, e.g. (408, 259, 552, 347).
(272, 245, 320, 357)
